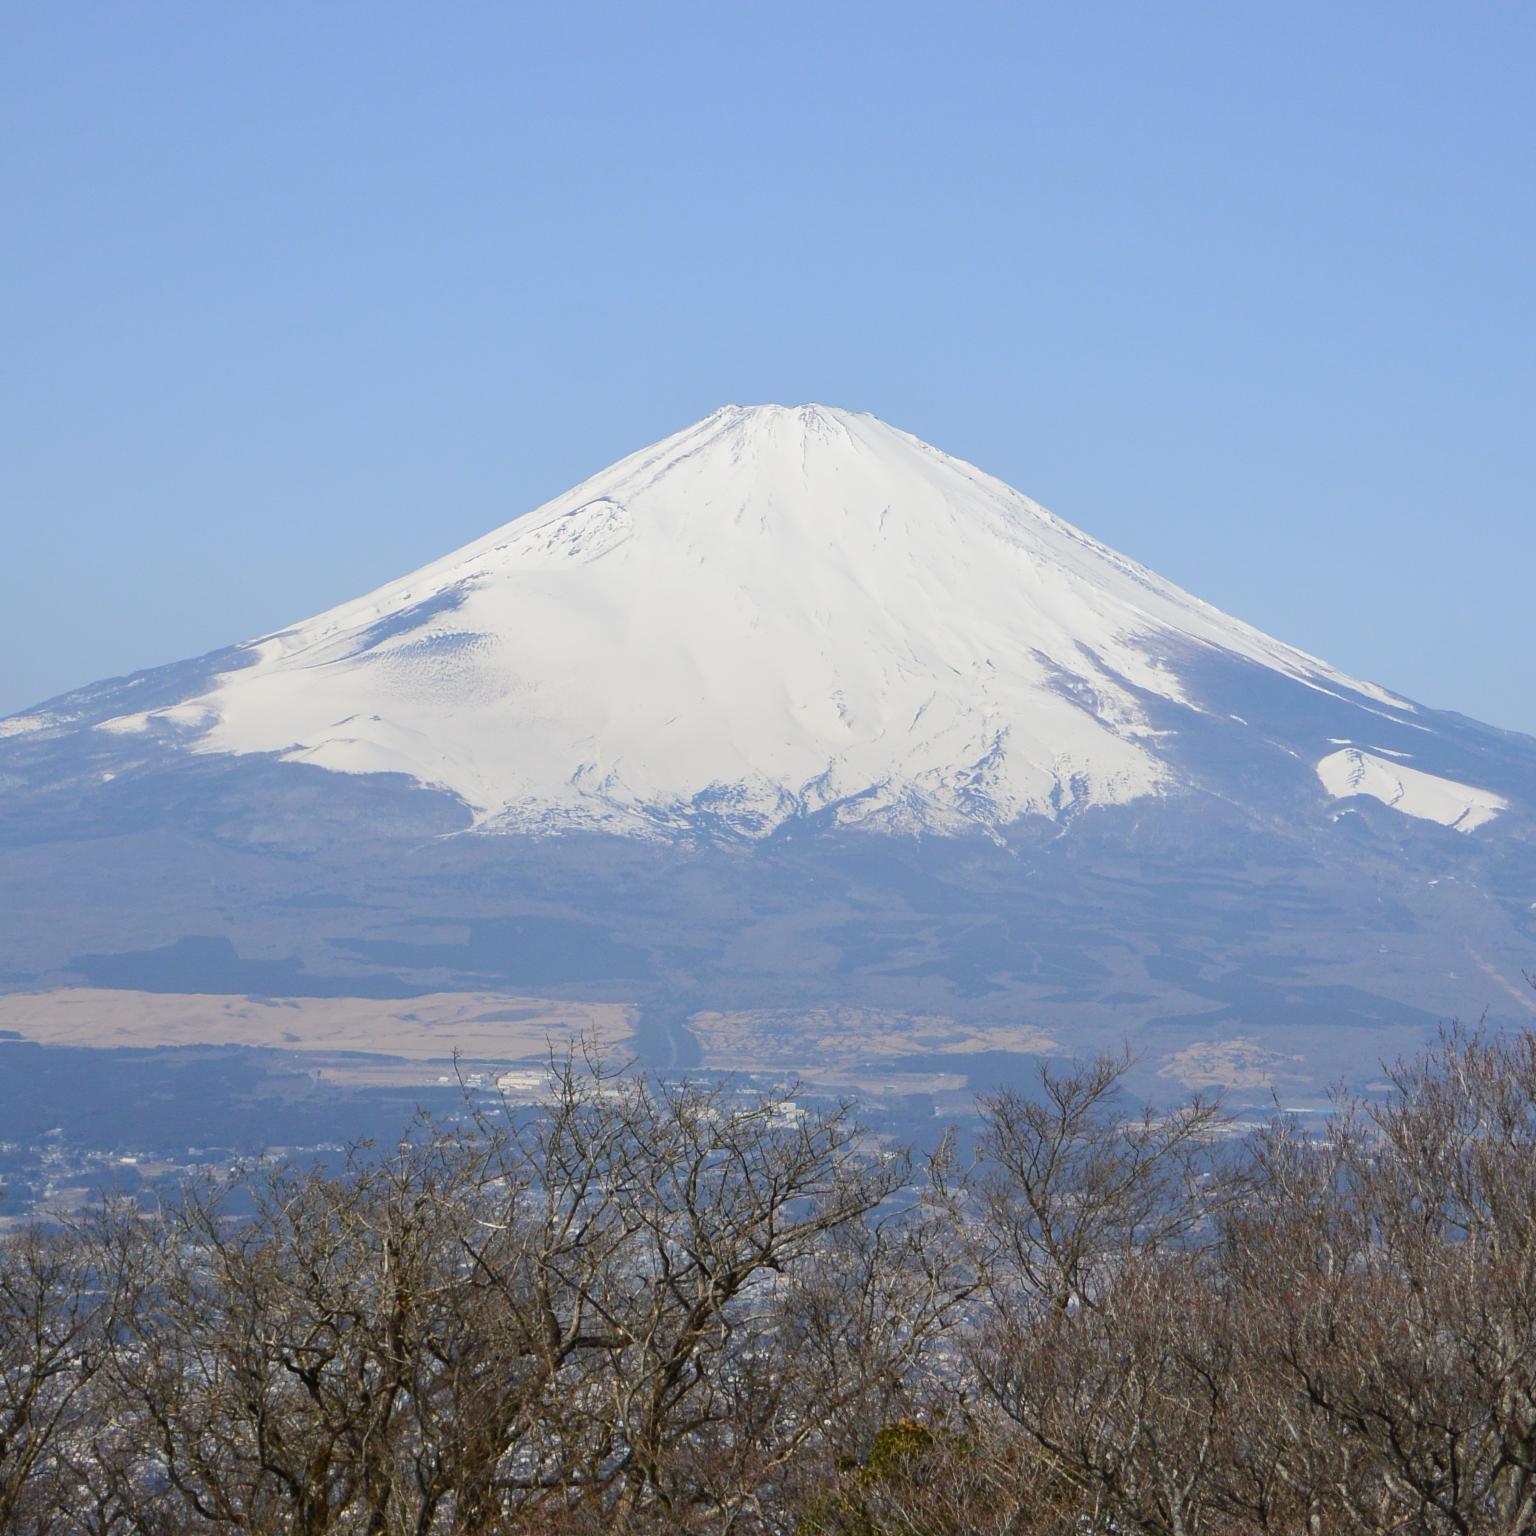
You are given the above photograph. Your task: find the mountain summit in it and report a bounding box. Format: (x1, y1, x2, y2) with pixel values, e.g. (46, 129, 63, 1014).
(3, 404, 1525, 843)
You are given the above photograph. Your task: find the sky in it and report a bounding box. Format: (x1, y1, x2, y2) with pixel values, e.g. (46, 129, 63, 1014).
(3, 3, 1534, 730)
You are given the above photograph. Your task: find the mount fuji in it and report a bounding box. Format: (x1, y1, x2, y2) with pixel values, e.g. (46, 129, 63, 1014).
(3, 405, 1535, 1101)
(4, 405, 1521, 842)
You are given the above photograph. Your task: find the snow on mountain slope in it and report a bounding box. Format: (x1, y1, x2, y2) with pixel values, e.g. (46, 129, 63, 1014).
(1317, 747, 1507, 832)
(88, 404, 1442, 839)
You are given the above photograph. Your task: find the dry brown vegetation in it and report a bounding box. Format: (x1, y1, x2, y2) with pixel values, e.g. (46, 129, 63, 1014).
(4, 1026, 1536, 1533)
(0, 989, 634, 1084)
(688, 1007, 1058, 1076)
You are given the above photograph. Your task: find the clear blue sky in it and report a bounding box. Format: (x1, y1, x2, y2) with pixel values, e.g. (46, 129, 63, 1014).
(4, 4, 1533, 729)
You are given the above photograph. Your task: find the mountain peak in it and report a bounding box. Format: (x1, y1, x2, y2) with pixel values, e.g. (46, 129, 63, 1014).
(611, 402, 887, 501)
(712, 401, 856, 425)
(668, 401, 867, 460)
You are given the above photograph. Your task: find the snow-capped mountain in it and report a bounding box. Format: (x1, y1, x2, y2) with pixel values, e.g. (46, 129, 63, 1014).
(5, 404, 1536, 1103)
(7, 404, 1517, 842)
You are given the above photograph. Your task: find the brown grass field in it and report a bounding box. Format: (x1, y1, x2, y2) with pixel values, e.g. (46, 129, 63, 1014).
(0, 988, 634, 1066)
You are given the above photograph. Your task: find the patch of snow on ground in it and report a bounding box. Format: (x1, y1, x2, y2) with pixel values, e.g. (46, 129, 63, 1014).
(96, 713, 152, 735)
(0, 714, 50, 738)
(1317, 747, 1506, 833)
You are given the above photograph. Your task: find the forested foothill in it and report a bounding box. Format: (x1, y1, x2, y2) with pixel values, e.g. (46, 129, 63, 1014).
(4, 1026, 1536, 1534)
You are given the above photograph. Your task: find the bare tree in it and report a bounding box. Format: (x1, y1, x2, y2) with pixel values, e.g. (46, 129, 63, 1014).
(0, 1226, 108, 1534)
(47, 1054, 923, 1534)
(972, 1050, 1231, 1315)
(10, 1023, 1536, 1535)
